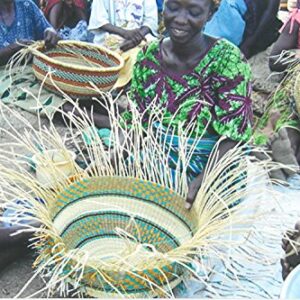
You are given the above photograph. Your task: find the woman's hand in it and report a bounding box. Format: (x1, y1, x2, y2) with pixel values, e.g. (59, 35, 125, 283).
(44, 28, 60, 49)
(119, 28, 146, 51)
(186, 173, 204, 209)
(119, 28, 145, 42)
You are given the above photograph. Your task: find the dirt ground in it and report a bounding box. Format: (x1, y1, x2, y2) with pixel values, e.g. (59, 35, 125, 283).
(0, 255, 46, 298)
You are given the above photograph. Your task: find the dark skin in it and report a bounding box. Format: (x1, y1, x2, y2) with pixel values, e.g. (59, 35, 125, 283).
(47, 0, 87, 30)
(100, 24, 151, 52)
(240, 0, 281, 59)
(281, 221, 300, 280)
(269, 18, 300, 72)
(0, 0, 59, 66)
(0, 222, 40, 271)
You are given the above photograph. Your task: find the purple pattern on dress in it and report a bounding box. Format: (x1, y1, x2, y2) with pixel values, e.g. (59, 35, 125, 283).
(130, 40, 253, 139)
(219, 83, 253, 133)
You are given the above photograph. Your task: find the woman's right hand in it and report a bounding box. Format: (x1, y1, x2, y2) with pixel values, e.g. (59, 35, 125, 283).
(119, 28, 145, 45)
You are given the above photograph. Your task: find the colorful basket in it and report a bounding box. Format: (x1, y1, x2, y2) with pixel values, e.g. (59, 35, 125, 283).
(40, 176, 198, 298)
(31, 41, 124, 99)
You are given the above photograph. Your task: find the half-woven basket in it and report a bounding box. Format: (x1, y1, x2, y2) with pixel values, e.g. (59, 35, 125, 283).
(41, 176, 198, 298)
(31, 41, 124, 99)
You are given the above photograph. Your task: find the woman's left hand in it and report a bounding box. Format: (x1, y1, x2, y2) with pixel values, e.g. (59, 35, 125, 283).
(44, 28, 60, 49)
(186, 173, 204, 209)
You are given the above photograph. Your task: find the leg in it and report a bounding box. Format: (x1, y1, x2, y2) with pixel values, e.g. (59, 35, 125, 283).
(281, 221, 300, 279)
(0, 224, 37, 269)
(287, 128, 300, 165)
(270, 127, 299, 177)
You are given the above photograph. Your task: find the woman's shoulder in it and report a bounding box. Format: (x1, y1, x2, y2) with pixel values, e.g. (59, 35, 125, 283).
(208, 38, 251, 78)
(210, 38, 244, 56)
(136, 40, 161, 61)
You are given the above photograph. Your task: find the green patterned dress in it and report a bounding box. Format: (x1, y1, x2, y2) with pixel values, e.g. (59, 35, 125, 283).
(121, 39, 253, 181)
(122, 39, 253, 142)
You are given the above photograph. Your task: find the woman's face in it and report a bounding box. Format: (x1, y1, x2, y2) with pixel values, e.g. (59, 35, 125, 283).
(163, 0, 213, 44)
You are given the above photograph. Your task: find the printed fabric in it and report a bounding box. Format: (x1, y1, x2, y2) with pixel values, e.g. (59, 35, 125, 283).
(122, 39, 253, 142)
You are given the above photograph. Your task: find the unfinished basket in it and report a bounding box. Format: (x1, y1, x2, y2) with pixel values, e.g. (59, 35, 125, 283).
(40, 176, 198, 298)
(31, 41, 124, 99)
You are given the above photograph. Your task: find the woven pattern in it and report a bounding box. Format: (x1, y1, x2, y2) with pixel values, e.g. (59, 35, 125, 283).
(32, 41, 124, 99)
(42, 176, 198, 297)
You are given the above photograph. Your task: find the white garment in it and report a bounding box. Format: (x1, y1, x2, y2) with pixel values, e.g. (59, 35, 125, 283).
(88, 0, 158, 45)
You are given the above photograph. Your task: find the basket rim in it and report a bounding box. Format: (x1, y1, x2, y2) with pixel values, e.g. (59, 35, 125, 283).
(31, 40, 125, 73)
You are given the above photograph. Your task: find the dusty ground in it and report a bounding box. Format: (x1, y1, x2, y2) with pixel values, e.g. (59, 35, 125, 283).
(0, 255, 45, 298)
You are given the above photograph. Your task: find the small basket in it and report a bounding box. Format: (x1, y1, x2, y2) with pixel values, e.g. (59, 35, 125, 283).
(39, 176, 199, 298)
(31, 41, 124, 99)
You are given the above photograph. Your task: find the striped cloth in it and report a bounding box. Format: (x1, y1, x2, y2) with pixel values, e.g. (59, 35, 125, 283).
(152, 122, 218, 184)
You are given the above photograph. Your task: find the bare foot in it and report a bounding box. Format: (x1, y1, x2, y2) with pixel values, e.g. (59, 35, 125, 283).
(281, 221, 300, 280)
(271, 128, 299, 177)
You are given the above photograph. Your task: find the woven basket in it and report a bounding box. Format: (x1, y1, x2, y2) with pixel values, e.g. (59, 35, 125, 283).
(41, 176, 198, 298)
(31, 41, 124, 99)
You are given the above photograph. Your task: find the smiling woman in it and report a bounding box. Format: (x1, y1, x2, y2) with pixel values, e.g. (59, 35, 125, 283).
(118, 0, 253, 207)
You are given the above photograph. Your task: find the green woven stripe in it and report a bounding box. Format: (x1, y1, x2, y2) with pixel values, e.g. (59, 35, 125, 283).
(53, 177, 198, 234)
(61, 211, 180, 251)
(47, 46, 118, 67)
(34, 58, 118, 85)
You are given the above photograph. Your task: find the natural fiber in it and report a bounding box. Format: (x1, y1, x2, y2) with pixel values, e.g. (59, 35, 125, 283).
(0, 89, 294, 298)
(9, 41, 124, 99)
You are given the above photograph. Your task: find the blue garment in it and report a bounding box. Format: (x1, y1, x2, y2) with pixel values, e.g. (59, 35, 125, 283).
(0, 0, 52, 49)
(156, 0, 164, 12)
(59, 20, 94, 42)
(204, 0, 248, 46)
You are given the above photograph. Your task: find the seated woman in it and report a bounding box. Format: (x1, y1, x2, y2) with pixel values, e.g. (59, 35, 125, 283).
(0, 0, 59, 66)
(204, 0, 282, 59)
(96, 0, 253, 207)
(254, 0, 300, 182)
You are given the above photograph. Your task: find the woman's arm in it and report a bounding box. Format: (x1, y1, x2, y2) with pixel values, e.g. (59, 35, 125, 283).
(186, 138, 238, 209)
(269, 19, 299, 72)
